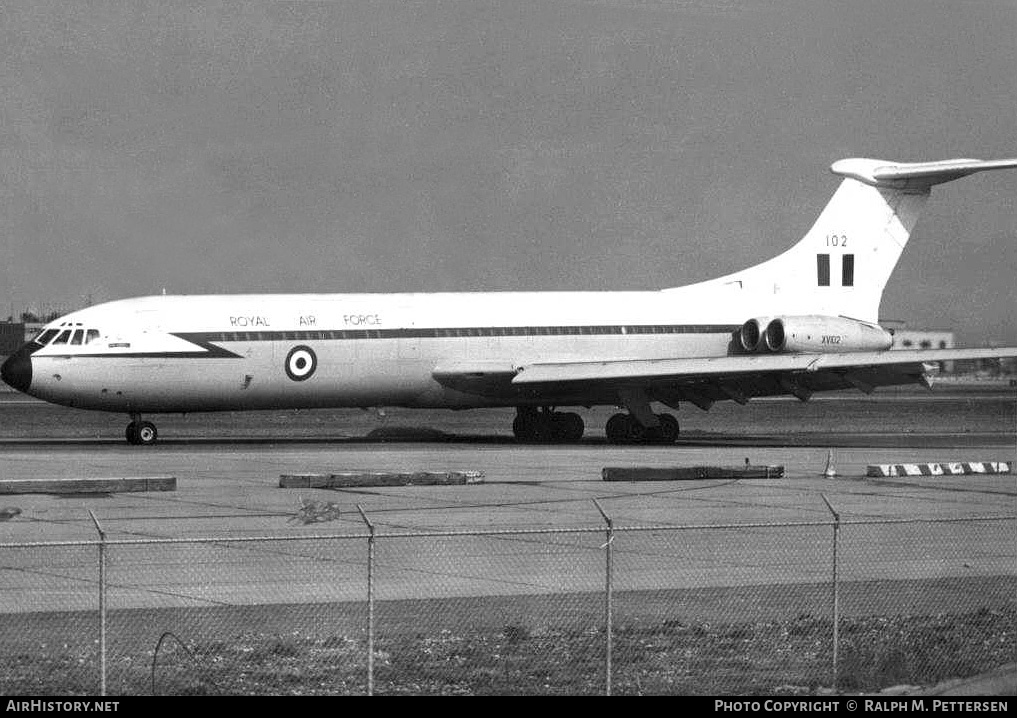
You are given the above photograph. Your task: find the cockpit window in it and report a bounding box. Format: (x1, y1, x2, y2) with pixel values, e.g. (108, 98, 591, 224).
(51, 330, 71, 345)
(70, 329, 85, 345)
(85, 329, 100, 344)
(35, 329, 59, 345)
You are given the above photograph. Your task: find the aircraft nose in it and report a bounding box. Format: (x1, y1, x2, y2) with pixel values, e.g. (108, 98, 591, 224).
(1, 344, 34, 393)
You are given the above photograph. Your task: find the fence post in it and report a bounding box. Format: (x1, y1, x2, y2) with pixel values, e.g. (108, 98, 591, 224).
(356, 504, 375, 696)
(820, 494, 840, 693)
(593, 499, 613, 696)
(88, 511, 107, 697)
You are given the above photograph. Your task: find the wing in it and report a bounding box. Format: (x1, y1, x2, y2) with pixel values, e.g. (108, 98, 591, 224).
(433, 348, 1017, 409)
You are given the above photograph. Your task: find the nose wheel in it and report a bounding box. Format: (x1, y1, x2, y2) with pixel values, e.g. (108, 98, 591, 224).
(126, 417, 158, 445)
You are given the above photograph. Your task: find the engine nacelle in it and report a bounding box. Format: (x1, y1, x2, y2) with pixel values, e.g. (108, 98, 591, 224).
(739, 317, 772, 352)
(763, 315, 894, 353)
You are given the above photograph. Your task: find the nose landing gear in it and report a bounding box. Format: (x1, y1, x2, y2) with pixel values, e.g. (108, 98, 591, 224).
(125, 414, 158, 445)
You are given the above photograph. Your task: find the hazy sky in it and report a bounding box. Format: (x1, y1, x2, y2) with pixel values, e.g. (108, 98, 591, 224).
(1, 0, 1014, 344)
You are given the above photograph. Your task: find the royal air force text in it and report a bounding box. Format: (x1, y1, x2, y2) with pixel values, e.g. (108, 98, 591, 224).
(227, 314, 380, 328)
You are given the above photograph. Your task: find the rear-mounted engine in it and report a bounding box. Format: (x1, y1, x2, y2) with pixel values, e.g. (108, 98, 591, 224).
(738, 317, 772, 352)
(741, 315, 893, 353)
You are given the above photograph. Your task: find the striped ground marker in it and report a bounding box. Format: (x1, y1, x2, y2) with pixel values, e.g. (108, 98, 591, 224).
(866, 462, 1012, 478)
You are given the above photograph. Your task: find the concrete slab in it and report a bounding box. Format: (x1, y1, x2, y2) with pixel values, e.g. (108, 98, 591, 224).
(279, 470, 485, 488)
(602, 464, 784, 480)
(867, 461, 1012, 477)
(0, 476, 176, 494)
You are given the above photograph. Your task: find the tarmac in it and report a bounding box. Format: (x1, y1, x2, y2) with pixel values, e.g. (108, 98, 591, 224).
(0, 392, 1013, 695)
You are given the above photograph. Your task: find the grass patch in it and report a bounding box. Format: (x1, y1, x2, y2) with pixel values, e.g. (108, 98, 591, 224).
(2, 605, 1012, 695)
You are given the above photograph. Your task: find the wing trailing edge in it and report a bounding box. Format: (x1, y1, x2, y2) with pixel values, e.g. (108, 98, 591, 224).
(512, 347, 1017, 385)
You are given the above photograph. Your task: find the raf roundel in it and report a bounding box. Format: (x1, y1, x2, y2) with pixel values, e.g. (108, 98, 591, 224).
(284, 345, 317, 382)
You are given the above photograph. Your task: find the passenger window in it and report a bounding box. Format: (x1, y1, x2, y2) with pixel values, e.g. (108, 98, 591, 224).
(70, 329, 85, 345)
(51, 330, 71, 345)
(85, 329, 100, 344)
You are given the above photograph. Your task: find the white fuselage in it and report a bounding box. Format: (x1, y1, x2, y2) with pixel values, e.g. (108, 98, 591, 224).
(24, 287, 754, 413)
(8, 155, 1016, 436)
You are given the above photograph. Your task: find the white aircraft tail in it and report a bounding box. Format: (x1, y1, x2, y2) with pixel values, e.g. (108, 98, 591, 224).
(698, 157, 1017, 323)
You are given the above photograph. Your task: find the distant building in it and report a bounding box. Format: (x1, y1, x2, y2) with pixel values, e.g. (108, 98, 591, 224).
(891, 329, 955, 352)
(23, 322, 44, 341)
(0, 322, 26, 356)
(891, 329, 1015, 375)
(891, 329, 955, 372)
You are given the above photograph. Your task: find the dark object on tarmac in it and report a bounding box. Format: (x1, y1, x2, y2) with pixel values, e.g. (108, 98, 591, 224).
(602, 465, 784, 481)
(0, 477, 176, 494)
(365, 426, 451, 442)
(291, 498, 342, 524)
(280, 471, 485, 488)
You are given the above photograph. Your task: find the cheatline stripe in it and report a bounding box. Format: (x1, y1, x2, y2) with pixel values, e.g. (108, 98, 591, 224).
(189, 324, 741, 343)
(41, 324, 741, 359)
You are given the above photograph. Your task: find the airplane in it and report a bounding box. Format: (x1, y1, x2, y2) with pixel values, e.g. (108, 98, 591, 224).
(3, 156, 1017, 445)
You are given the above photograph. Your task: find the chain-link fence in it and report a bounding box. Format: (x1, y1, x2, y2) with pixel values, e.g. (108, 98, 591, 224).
(0, 512, 1013, 695)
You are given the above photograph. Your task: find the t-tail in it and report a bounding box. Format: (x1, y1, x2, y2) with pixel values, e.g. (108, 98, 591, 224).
(696, 157, 1017, 333)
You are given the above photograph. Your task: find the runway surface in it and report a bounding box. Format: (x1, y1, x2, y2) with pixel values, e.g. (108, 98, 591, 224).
(0, 386, 1014, 612)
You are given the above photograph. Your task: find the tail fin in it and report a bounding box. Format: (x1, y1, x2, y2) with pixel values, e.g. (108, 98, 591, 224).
(697, 157, 1017, 323)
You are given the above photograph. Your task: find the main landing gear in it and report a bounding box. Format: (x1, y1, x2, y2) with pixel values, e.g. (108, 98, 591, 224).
(125, 413, 158, 445)
(605, 412, 679, 445)
(512, 407, 585, 443)
(511, 407, 680, 445)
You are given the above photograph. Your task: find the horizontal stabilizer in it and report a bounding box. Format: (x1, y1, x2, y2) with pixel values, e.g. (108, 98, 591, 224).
(832, 157, 1017, 191)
